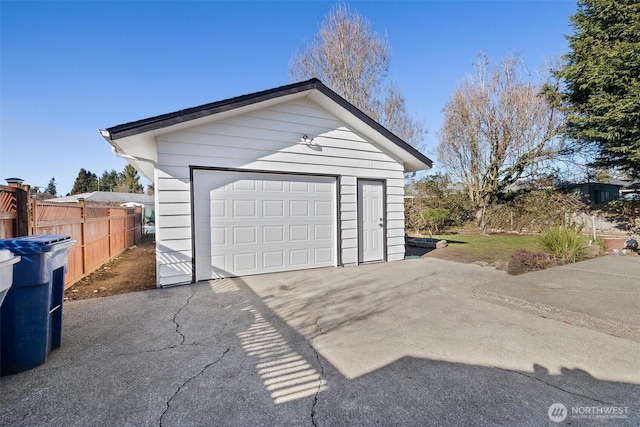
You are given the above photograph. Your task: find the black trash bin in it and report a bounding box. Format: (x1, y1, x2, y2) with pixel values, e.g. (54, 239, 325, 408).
(0, 235, 74, 376)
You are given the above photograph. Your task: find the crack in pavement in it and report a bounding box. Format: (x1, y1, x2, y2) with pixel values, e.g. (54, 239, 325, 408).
(159, 347, 230, 427)
(173, 286, 196, 345)
(502, 368, 613, 405)
(114, 342, 210, 356)
(310, 315, 327, 427)
(392, 311, 427, 352)
(115, 287, 200, 356)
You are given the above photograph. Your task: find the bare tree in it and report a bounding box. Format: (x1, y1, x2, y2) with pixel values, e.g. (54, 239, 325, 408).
(289, 4, 426, 149)
(382, 82, 427, 148)
(437, 54, 564, 231)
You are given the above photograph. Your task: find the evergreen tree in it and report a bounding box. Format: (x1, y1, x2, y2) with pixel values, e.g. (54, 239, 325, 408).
(116, 165, 144, 193)
(554, 0, 640, 176)
(99, 170, 120, 192)
(70, 168, 98, 194)
(44, 177, 57, 196)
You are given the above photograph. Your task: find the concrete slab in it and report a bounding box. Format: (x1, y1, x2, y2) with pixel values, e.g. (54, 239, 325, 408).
(474, 255, 640, 342)
(1, 257, 638, 426)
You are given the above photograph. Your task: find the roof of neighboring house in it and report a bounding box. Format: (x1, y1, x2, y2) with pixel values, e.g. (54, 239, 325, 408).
(100, 78, 432, 173)
(47, 192, 154, 206)
(563, 182, 623, 188)
(609, 179, 640, 189)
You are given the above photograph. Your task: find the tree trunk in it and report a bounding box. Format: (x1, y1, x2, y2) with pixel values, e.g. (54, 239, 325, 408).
(477, 205, 488, 235)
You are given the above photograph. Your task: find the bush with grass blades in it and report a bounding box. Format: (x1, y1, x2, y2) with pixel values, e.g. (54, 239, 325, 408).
(539, 227, 588, 263)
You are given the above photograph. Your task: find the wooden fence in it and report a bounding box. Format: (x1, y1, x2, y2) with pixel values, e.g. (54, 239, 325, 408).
(0, 186, 28, 239)
(0, 185, 142, 289)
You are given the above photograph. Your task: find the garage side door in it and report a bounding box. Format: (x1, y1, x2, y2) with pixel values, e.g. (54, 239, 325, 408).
(193, 170, 337, 280)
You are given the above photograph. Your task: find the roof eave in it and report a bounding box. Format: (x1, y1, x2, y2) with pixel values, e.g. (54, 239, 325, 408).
(104, 79, 322, 140)
(102, 78, 433, 172)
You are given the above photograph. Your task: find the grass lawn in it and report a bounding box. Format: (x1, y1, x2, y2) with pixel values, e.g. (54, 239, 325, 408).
(424, 233, 543, 264)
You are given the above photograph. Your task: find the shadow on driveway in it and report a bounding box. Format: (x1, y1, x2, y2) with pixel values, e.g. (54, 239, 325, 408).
(1, 258, 638, 426)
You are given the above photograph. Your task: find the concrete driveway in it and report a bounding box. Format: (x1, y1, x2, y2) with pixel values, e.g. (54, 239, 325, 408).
(1, 256, 639, 426)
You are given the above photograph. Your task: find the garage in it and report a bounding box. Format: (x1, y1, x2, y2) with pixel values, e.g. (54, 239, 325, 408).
(101, 79, 432, 286)
(193, 169, 336, 280)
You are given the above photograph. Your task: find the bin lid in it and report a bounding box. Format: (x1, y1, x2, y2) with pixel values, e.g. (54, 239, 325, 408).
(0, 249, 15, 263)
(0, 235, 74, 254)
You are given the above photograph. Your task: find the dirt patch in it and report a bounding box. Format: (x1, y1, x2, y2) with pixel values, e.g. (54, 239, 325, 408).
(64, 234, 156, 301)
(422, 245, 488, 264)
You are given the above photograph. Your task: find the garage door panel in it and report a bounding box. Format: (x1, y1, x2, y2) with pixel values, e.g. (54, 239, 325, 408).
(315, 200, 333, 216)
(315, 224, 333, 240)
(315, 247, 333, 263)
(263, 200, 284, 216)
(233, 200, 257, 217)
(290, 181, 310, 192)
(233, 226, 257, 244)
(211, 227, 226, 245)
(233, 179, 258, 191)
(289, 200, 309, 216)
(290, 249, 310, 266)
(210, 200, 226, 218)
(234, 252, 257, 272)
(263, 251, 285, 269)
(263, 180, 284, 192)
(263, 226, 284, 243)
(315, 182, 333, 192)
(290, 225, 309, 241)
(211, 255, 227, 272)
(194, 170, 336, 279)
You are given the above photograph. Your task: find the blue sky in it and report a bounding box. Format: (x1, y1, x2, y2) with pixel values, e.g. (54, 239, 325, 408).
(1, 0, 577, 195)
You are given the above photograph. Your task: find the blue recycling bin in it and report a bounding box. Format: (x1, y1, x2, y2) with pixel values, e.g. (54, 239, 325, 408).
(0, 235, 74, 376)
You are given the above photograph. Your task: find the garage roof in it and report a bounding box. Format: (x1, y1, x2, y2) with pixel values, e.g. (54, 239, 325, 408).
(101, 78, 432, 172)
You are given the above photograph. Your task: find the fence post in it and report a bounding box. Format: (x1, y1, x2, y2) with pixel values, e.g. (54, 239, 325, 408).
(6, 180, 31, 236)
(79, 198, 87, 277)
(108, 207, 112, 258)
(13, 188, 30, 236)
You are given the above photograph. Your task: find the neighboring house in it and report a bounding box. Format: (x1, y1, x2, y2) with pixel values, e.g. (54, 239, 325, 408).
(100, 79, 432, 287)
(49, 191, 156, 231)
(610, 179, 640, 200)
(48, 191, 154, 206)
(562, 183, 621, 206)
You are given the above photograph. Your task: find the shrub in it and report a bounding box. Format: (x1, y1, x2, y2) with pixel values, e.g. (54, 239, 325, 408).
(484, 189, 587, 233)
(507, 250, 556, 275)
(405, 174, 474, 235)
(538, 226, 588, 263)
(419, 208, 450, 237)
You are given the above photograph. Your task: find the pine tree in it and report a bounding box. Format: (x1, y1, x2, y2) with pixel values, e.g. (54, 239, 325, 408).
(44, 177, 57, 196)
(70, 169, 98, 195)
(116, 165, 144, 193)
(554, 0, 640, 175)
(99, 170, 120, 192)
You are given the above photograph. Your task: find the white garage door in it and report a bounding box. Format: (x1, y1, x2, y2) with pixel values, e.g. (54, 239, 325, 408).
(193, 170, 337, 280)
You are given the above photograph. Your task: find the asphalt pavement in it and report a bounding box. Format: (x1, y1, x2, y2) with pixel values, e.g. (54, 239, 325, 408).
(1, 255, 638, 426)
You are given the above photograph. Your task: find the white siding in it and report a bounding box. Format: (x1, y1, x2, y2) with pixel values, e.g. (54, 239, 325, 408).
(154, 98, 406, 286)
(340, 176, 358, 265)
